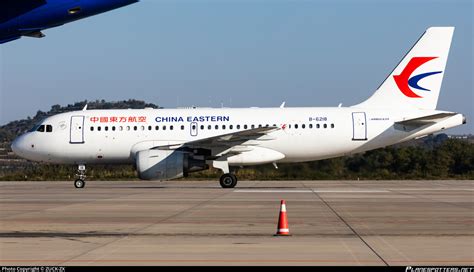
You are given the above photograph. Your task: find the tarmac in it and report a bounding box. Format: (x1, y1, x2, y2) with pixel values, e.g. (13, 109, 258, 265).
(0, 179, 473, 266)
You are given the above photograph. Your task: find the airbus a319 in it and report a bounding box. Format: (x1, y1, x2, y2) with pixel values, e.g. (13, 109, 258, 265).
(11, 27, 466, 189)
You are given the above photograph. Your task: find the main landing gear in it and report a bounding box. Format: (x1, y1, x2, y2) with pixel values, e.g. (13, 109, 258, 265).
(219, 173, 238, 189)
(74, 164, 86, 189)
(213, 159, 238, 188)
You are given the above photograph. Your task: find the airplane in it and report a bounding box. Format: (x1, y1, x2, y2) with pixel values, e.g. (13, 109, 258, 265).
(0, 0, 138, 44)
(11, 27, 466, 189)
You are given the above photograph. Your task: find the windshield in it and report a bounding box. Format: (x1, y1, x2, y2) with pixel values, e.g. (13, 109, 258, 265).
(27, 119, 46, 132)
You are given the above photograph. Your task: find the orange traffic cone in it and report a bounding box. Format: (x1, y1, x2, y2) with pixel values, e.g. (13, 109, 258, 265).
(275, 200, 291, 236)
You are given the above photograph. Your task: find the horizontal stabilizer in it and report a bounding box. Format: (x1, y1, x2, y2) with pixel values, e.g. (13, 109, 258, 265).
(394, 113, 456, 131)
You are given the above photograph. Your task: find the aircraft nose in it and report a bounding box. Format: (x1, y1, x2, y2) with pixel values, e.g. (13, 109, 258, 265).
(11, 134, 31, 159)
(11, 136, 23, 156)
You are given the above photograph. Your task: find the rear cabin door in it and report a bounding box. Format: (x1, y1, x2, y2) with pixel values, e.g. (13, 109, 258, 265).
(352, 112, 367, 141)
(70, 116, 85, 144)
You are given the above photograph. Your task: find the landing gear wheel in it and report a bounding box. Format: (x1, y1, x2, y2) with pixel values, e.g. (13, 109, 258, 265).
(220, 174, 237, 188)
(74, 179, 85, 189)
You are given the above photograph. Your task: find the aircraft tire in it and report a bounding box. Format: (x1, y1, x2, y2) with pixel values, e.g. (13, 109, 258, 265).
(220, 174, 237, 188)
(74, 179, 85, 189)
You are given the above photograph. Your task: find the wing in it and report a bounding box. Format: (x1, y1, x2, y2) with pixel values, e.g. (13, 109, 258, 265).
(152, 126, 280, 157)
(394, 113, 457, 131)
(0, 0, 46, 23)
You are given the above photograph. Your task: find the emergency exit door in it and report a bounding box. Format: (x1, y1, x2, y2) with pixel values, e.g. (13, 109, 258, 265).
(190, 122, 198, 137)
(352, 112, 367, 141)
(70, 116, 85, 144)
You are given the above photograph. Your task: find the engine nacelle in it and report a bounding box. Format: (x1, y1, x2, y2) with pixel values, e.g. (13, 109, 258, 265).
(136, 149, 208, 180)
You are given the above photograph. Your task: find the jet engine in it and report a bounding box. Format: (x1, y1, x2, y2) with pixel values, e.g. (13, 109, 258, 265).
(136, 149, 208, 180)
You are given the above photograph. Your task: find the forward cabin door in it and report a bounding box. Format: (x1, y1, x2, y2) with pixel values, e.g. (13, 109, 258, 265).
(352, 112, 367, 141)
(70, 116, 85, 144)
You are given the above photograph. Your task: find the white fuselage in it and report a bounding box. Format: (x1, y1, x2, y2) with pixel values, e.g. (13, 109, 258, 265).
(11, 107, 465, 166)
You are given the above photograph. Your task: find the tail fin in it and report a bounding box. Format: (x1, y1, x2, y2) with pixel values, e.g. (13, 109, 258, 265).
(354, 27, 454, 110)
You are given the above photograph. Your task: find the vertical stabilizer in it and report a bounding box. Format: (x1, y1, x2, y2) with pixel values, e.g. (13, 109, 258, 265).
(354, 27, 454, 110)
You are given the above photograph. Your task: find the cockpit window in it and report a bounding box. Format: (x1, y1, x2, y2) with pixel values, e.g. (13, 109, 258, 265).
(28, 118, 46, 133)
(28, 125, 39, 132)
(29, 123, 53, 133)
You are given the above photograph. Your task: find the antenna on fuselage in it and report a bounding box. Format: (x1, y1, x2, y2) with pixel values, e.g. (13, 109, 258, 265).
(280, 101, 286, 108)
(82, 104, 88, 111)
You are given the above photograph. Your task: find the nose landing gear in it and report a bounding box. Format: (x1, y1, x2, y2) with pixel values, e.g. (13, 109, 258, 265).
(74, 164, 86, 189)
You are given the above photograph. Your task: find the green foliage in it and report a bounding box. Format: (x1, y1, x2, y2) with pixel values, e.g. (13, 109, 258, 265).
(1, 138, 472, 181)
(192, 138, 474, 180)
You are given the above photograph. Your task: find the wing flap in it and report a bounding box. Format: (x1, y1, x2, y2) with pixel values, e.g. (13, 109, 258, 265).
(151, 126, 279, 152)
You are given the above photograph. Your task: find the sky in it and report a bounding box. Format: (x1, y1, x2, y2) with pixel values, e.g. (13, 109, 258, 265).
(1, 0, 473, 134)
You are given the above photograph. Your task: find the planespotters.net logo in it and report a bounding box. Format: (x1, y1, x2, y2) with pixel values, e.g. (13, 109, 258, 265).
(406, 267, 474, 272)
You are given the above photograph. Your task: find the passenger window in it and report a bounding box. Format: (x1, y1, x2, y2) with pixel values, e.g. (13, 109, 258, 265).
(222, 125, 226, 130)
(181, 125, 185, 130)
(141, 126, 145, 131)
(302, 124, 305, 129)
(316, 124, 320, 129)
(258, 124, 262, 128)
(119, 126, 123, 131)
(324, 124, 327, 128)
(230, 125, 233, 129)
(90, 127, 94, 131)
(133, 126, 137, 131)
(215, 125, 219, 130)
(148, 126, 152, 131)
(309, 124, 313, 129)
(200, 125, 204, 130)
(295, 124, 298, 129)
(112, 126, 116, 131)
(331, 124, 335, 128)
(170, 125, 174, 130)
(163, 126, 166, 130)
(126, 126, 130, 131)
(251, 125, 255, 129)
(46, 125, 53, 132)
(155, 126, 159, 130)
(208, 125, 211, 130)
(105, 126, 109, 131)
(237, 125, 241, 129)
(244, 125, 248, 129)
(98, 126, 102, 131)
(192, 125, 196, 130)
(37, 125, 45, 132)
